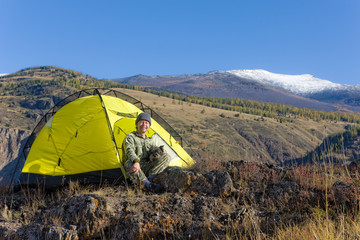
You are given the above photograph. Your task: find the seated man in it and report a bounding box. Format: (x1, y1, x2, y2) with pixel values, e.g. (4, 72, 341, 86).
(123, 112, 170, 191)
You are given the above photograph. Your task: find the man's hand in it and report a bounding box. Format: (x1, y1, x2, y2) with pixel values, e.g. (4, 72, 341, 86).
(130, 162, 141, 174)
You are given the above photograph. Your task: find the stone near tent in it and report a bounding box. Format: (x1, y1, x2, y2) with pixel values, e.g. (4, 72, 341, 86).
(192, 170, 234, 197)
(152, 166, 198, 193)
(153, 167, 234, 196)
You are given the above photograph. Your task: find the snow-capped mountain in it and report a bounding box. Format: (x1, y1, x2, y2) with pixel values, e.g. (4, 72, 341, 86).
(225, 69, 346, 95)
(0, 73, 8, 77)
(113, 69, 360, 113)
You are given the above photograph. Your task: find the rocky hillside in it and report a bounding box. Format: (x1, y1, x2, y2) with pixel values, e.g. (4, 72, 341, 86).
(1, 162, 359, 239)
(0, 128, 29, 185)
(289, 125, 360, 166)
(0, 128, 29, 170)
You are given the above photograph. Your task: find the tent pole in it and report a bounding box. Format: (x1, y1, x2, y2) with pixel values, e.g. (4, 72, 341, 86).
(95, 89, 129, 188)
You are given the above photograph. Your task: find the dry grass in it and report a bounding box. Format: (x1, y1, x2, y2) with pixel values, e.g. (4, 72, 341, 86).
(290, 163, 352, 191)
(20, 186, 47, 225)
(1, 159, 360, 239)
(218, 157, 360, 240)
(273, 211, 360, 240)
(225, 209, 265, 240)
(0, 205, 12, 222)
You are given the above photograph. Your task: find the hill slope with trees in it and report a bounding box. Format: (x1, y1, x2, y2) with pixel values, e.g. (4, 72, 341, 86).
(0, 66, 359, 167)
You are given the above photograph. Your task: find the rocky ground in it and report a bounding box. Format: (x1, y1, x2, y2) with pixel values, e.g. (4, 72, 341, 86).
(0, 161, 359, 239)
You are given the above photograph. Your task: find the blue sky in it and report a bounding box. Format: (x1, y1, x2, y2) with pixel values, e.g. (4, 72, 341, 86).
(1, 0, 359, 84)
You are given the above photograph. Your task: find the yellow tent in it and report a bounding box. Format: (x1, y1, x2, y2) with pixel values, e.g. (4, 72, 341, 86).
(17, 89, 195, 188)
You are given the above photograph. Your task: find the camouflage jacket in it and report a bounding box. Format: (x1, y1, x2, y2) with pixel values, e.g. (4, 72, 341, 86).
(123, 131, 155, 163)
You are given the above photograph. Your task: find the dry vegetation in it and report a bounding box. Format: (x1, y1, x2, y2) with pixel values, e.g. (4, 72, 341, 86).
(1, 159, 360, 239)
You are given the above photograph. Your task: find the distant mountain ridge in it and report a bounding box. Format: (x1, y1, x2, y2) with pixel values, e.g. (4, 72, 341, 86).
(112, 69, 360, 113)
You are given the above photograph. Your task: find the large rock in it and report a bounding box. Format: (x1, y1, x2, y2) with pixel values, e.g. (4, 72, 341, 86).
(0, 128, 29, 169)
(153, 167, 234, 196)
(55, 194, 108, 238)
(152, 167, 199, 193)
(0, 223, 43, 240)
(0, 128, 30, 186)
(202, 170, 234, 196)
(332, 181, 357, 208)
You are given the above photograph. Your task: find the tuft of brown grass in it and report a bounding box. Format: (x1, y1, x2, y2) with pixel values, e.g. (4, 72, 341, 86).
(273, 210, 360, 240)
(0, 204, 12, 222)
(16, 185, 47, 224)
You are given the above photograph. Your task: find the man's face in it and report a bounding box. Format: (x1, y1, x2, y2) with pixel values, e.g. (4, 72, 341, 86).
(136, 120, 150, 134)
